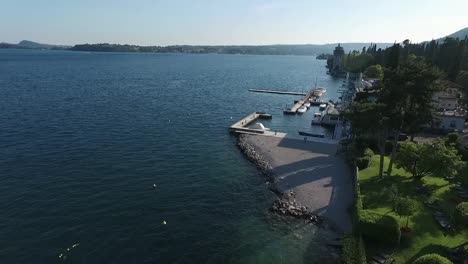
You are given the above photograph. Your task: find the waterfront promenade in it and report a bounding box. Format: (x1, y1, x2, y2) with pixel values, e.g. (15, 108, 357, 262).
(242, 134, 353, 233)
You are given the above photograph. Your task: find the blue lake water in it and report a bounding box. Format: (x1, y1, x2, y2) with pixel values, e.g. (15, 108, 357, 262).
(0, 49, 343, 263)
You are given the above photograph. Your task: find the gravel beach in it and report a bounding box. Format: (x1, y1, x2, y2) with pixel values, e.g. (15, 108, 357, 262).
(240, 134, 353, 233)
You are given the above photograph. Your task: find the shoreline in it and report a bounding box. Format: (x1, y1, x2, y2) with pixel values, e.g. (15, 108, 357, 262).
(236, 133, 353, 235)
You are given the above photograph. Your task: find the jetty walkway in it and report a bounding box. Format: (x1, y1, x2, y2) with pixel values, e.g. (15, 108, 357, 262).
(248, 89, 306, 96)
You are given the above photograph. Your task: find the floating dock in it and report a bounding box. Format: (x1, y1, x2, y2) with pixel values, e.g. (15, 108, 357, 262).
(248, 89, 306, 96)
(283, 90, 316, 115)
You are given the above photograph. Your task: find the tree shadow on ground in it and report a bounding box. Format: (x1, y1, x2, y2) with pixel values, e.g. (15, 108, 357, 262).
(359, 174, 412, 209)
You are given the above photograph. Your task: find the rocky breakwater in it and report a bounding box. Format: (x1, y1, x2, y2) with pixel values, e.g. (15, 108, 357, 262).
(237, 135, 323, 224)
(271, 191, 323, 224)
(237, 134, 274, 183)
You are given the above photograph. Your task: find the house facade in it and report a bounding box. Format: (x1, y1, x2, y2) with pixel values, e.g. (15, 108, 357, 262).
(432, 81, 464, 110)
(433, 109, 466, 132)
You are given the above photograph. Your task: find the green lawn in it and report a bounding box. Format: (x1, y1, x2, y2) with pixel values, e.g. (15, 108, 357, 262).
(358, 155, 468, 263)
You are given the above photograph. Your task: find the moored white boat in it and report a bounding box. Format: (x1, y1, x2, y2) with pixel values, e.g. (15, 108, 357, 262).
(316, 87, 327, 93)
(319, 103, 327, 110)
(297, 106, 307, 114)
(303, 102, 311, 108)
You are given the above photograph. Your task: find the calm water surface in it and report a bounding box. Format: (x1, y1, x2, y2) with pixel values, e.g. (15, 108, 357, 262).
(0, 49, 342, 263)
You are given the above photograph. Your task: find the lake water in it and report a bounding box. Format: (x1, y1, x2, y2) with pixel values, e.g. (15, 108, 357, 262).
(0, 49, 343, 263)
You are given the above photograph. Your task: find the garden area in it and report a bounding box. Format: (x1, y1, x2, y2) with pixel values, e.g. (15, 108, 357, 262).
(340, 41, 468, 263)
(356, 155, 467, 263)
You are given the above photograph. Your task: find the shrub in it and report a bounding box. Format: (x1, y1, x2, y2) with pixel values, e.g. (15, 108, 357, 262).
(454, 202, 468, 227)
(395, 197, 417, 228)
(342, 234, 367, 264)
(358, 210, 401, 247)
(356, 148, 374, 170)
(412, 253, 453, 264)
(353, 188, 364, 228)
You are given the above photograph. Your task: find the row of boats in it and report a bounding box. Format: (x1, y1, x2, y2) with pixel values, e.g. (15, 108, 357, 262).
(297, 88, 327, 114)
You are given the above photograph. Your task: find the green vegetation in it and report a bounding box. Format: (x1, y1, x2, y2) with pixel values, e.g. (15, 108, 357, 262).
(342, 33, 468, 263)
(355, 147, 374, 170)
(395, 141, 461, 180)
(342, 234, 367, 264)
(344, 52, 374, 73)
(358, 209, 401, 247)
(345, 103, 388, 177)
(345, 59, 444, 179)
(454, 202, 468, 227)
(364, 64, 384, 79)
(412, 254, 453, 264)
(358, 155, 468, 263)
(383, 184, 400, 211)
(344, 36, 468, 83)
(395, 197, 417, 228)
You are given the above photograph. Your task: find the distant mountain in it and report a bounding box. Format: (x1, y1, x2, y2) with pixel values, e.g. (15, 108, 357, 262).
(0, 40, 70, 50)
(435, 27, 468, 42)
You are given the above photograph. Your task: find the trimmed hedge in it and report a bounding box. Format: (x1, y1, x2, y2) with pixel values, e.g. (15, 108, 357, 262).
(356, 148, 374, 170)
(353, 188, 364, 227)
(342, 234, 367, 264)
(412, 253, 453, 264)
(358, 210, 401, 247)
(454, 202, 468, 227)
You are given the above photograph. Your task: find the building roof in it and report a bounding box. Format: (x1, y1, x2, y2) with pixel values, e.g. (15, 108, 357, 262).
(440, 80, 464, 89)
(436, 109, 467, 118)
(326, 107, 340, 116)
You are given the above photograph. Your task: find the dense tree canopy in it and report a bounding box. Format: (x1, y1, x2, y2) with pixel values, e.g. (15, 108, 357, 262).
(395, 141, 461, 179)
(344, 52, 374, 73)
(364, 64, 384, 79)
(346, 37, 467, 86)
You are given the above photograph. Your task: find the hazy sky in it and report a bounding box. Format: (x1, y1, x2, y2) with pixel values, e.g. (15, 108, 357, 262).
(1, 0, 467, 46)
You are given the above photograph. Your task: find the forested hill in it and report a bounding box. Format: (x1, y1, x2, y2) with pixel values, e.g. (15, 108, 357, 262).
(0, 40, 70, 50)
(69, 43, 391, 55)
(437, 27, 468, 42)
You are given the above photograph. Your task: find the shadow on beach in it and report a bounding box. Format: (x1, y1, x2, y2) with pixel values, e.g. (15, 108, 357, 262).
(242, 134, 353, 233)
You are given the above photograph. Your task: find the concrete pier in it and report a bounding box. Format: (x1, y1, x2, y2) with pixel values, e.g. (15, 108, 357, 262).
(229, 112, 267, 134)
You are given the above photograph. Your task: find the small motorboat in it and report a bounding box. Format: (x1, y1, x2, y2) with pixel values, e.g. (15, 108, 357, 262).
(314, 112, 322, 117)
(312, 90, 323, 97)
(303, 102, 311, 108)
(319, 103, 327, 110)
(297, 106, 307, 114)
(316, 87, 327, 93)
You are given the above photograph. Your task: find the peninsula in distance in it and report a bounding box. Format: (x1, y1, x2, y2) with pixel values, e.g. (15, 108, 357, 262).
(2, 27, 467, 56)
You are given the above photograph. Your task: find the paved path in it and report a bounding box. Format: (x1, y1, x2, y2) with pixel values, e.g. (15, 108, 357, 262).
(243, 134, 353, 233)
